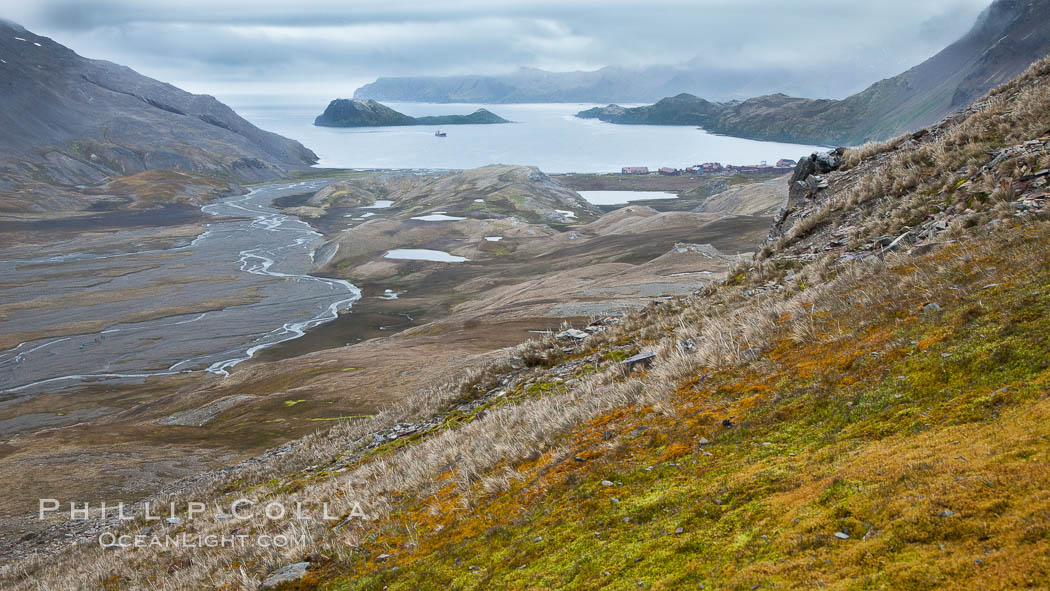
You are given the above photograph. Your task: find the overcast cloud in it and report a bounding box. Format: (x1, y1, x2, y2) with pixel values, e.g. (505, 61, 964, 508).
(3, 0, 992, 104)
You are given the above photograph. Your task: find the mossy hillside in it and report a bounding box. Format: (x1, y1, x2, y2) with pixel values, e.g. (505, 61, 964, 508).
(314, 225, 1050, 591)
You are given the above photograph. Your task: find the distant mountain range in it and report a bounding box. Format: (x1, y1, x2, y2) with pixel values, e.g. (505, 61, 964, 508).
(0, 20, 317, 213)
(352, 63, 882, 106)
(577, 0, 1050, 146)
(314, 99, 510, 127)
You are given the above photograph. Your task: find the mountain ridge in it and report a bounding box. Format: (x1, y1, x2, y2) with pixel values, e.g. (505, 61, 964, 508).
(0, 21, 318, 213)
(576, 0, 1050, 146)
(352, 62, 884, 106)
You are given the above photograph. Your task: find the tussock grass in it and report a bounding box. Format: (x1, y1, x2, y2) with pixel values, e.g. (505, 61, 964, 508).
(777, 56, 1050, 251)
(841, 132, 910, 169)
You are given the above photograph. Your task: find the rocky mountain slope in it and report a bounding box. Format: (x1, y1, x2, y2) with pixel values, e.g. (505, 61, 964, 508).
(314, 99, 509, 127)
(577, 0, 1050, 146)
(0, 21, 317, 213)
(4, 46, 1049, 591)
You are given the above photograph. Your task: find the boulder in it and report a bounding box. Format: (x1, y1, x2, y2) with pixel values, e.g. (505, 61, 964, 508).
(814, 149, 845, 174)
(790, 149, 843, 183)
(789, 155, 816, 186)
(788, 150, 842, 205)
(260, 562, 310, 589)
(620, 352, 656, 372)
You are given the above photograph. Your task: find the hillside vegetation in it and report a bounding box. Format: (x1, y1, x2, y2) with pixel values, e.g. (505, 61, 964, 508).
(4, 54, 1050, 591)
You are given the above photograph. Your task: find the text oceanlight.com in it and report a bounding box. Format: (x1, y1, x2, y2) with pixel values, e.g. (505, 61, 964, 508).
(99, 532, 310, 548)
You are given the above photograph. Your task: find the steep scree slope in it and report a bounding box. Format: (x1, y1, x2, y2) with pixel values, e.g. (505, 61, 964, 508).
(0, 21, 317, 211)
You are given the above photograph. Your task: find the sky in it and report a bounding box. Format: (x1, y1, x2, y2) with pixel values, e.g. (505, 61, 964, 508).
(3, 0, 993, 105)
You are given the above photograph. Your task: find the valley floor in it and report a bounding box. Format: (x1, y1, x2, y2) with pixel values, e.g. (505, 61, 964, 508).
(0, 166, 778, 553)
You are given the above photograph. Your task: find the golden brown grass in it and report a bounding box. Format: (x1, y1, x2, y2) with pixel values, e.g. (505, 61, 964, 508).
(777, 56, 1050, 251)
(841, 132, 911, 169)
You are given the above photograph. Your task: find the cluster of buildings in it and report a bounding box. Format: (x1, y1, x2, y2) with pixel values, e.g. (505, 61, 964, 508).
(621, 159, 797, 176)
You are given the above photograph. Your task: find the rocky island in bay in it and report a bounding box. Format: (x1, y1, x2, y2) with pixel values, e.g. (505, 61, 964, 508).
(314, 98, 511, 127)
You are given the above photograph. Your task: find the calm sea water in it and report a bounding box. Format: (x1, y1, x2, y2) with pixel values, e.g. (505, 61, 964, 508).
(578, 191, 678, 205)
(234, 102, 826, 174)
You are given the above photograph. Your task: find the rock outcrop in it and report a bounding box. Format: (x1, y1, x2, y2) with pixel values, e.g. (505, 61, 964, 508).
(787, 149, 845, 205)
(260, 562, 310, 589)
(765, 149, 845, 242)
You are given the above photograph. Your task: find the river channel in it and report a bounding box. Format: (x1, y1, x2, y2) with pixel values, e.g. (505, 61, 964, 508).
(0, 180, 359, 396)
